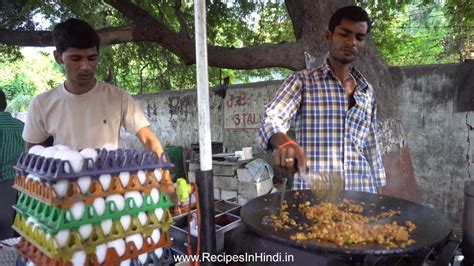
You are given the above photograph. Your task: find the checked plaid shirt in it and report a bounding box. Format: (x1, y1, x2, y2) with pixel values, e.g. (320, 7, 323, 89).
(257, 60, 386, 193)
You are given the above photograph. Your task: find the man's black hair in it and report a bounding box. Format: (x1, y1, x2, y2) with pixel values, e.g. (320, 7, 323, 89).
(0, 89, 6, 111)
(329, 6, 371, 33)
(53, 18, 100, 54)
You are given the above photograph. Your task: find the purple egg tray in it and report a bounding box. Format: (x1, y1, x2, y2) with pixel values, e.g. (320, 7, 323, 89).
(14, 149, 173, 183)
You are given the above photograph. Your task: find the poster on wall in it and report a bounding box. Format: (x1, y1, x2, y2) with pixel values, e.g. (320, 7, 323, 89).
(224, 88, 270, 130)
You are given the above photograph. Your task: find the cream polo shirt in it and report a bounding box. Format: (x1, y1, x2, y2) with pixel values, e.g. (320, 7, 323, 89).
(23, 81, 150, 150)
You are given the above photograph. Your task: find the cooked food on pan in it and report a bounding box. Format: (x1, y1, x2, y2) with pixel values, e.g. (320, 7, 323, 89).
(269, 198, 417, 249)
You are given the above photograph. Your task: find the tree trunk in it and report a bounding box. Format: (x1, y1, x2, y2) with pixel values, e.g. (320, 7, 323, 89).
(0, 0, 418, 201)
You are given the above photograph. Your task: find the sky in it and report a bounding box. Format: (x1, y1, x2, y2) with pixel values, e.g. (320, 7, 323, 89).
(21, 12, 55, 57)
(22, 46, 55, 58)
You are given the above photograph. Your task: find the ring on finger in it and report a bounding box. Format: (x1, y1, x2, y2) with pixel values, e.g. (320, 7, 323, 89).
(285, 158, 294, 163)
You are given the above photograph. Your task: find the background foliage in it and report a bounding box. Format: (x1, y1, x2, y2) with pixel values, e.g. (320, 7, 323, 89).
(358, 0, 473, 65)
(0, 0, 471, 113)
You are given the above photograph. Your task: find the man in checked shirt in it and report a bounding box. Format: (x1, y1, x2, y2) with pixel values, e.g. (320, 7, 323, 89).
(257, 6, 386, 193)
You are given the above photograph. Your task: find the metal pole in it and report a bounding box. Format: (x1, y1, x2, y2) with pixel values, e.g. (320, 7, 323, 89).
(194, 0, 216, 259)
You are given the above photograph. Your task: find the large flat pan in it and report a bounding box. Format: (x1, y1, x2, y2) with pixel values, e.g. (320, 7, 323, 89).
(240, 190, 451, 256)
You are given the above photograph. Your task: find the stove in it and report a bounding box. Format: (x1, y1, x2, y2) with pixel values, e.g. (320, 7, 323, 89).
(216, 226, 467, 266)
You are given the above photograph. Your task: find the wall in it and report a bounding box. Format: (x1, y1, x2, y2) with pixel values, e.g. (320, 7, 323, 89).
(390, 61, 473, 228)
(120, 62, 473, 228)
(119, 80, 281, 154)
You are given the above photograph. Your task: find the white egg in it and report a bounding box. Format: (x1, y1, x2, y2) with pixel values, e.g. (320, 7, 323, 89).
(154, 247, 163, 259)
(53, 150, 66, 160)
(153, 169, 162, 182)
(154, 208, 164, 221)
(27, 174, 41, 182)
(124, 191, 143, 208)
(77, 176, 91, 194)
(150, 188, 159, 204)
(119, 172, 130, 188)
(92, 197, 106, 216)
(146, 237, 153, 245)
(80, 148, 98, 168)
(31, 223, 40, 233)
(137, 212, 147, 226)
(60, 150, 84, 174)
(107, 238, 125, 257)
(41, 146, 59, 158)
(52, 180, 69, 198)
(70, 250, 86, 266)
(54, 144, 70, 151)
(26, 174, 34, 181)
(28, 145, 44, 155)
(120, 259, 130, 266)
(100, 219, 113, 236)
(54, 229, 70, 248)
(125, 233, 143, 251)
(78, 224, 92, 240)
(137, 170, 147, 184)
(106, 194, 125, 211)
(33, 175, 42, 182)
(145, 194, 153, 206)
(99, 174, 112, 191)
(138, 253, 148, 264)
(26, 217, 39, 232)
(151, 229, 161, 244)
(26, 216, 36, 223)
(120, 215, 131, 231)
(102, 143, 115, 151)
(95, 243, 107, 264)
(67, 201, 85, 221)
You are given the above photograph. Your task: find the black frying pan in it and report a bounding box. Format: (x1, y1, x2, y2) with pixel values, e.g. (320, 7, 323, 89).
(240, 190, 451, 256)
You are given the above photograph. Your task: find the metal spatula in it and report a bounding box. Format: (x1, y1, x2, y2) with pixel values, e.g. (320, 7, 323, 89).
(298, 170, 344, 202)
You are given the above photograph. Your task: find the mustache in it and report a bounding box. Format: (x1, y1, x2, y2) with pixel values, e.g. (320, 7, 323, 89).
(341, 47, 357, 53)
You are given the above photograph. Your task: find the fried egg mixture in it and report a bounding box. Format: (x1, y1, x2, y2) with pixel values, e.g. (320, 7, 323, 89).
(269, 196, 416, 249)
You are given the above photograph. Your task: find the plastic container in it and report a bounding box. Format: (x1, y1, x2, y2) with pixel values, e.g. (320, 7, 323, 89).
(163, 146, 184, 174)
(191, 142, 223, 155)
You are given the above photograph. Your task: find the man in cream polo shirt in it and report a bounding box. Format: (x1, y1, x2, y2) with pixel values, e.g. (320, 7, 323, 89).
(23, 18, 164, 157)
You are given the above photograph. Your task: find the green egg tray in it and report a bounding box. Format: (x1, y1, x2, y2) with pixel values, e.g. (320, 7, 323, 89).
(13, 192, 173, 234)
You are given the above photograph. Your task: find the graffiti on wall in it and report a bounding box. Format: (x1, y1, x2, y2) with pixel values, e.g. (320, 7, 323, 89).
(167, 94, 197, 121)
(224, 89, 268, 129)
(147, 102, 158, 117)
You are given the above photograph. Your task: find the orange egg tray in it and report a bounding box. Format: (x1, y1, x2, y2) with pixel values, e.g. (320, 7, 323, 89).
(13, 170, 173, 208)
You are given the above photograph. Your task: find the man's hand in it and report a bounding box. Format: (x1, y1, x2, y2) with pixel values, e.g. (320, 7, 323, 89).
(136, 126, 165, 161)
(269, 133, 307, 174)
(136, 126, 173, 185)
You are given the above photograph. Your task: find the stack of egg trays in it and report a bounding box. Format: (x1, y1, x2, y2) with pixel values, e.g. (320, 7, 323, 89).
(13, 149, 174, 207)
(12, 148, 175, 265)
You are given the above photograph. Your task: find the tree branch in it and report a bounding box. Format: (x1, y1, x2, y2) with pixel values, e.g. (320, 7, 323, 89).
(0, 25, 305, 70)
(0, 26, 137, 47)
(0, 0, 307, 70)
(174, 0, 191, 40)
(104, 0, 305, 69)
(0, 28, 52, 47)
